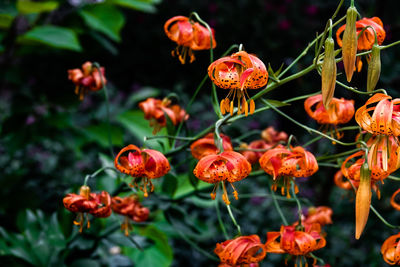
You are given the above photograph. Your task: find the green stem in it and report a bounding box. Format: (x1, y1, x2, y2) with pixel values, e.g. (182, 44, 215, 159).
(318, 162, 340, 168)
(388, 175, 400, 181)
(380, 40, 400, 50)
(234, 130, 261, 142)
(310, 253, 325, 266)
(93, 63, 114, 158)
(84, 166, 118, 186)
(215, 199, 229, 239)
(291, 181, 303, 222)
(316, 148, 360, 161)
(370, 205, 400, 229)
(302, 126, 360, 147)
(262, 99, 367, 147)
(268, 180, 288, 225)
(145, 135, 196, 141)
(226, 203, 242, 236)
(336, 80, 387, 95)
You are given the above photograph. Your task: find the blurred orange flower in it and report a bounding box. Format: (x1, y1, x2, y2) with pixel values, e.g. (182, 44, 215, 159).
(193, 151, 251, 205)
(68, 61, 106, 100)
(304, 94, 354, 138)
(261, 126, 288, 144)
(112, 195, 149, 236)
(355, 93, 400, 136)
(303, 206, 333, 227)
(214, 235, 267, 266)
(190, 133, 233, 160)
(139, 97, 189, 135)
(63, 185, 112, 232)
(114, 144, 170, 197)
(164, 16, 216, 64)
(265, 224, 326, 256)
(241, 140, 272, 165)
(381, 233, 400, 265)
(208, 51, 268, 116)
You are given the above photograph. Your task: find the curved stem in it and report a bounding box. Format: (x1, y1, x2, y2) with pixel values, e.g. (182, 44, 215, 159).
(370, 205, 400, 229)
(316, 148, 360, 161)
(93, 62, 114, 158)
(388, 175, 400, 181)
(145, 135, 196, 141)
(291, 181, 303, 222)
(302, 125, 360, 147)
(84, 166, 118, 186)
(215, 199, 229, 239)
(226, 203, 242, 236)
(336, 80, 387, 95)
(268, 180, 288, 225)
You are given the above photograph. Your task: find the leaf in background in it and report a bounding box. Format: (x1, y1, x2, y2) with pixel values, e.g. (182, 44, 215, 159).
(17, 0, 59, 14)
(0, 14, 15, 29)
(126, 86, 160, 107)
(83, 123, 123, 148)
(109, 0, 159, 13)
(17, 25, 82, 51)
(161, 173, 178, 197)
(89, 31, 118, 55)
(173, 173, 212, 200)
(124, 225, 173, 267)
(79, 5, 125, 42)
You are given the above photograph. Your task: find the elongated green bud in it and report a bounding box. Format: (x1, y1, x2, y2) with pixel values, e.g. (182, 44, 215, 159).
(367, 44, 381, 92)
(355, 162, 371, 240)
(342, 6, 358, 82)
(321, 36, 337, 108)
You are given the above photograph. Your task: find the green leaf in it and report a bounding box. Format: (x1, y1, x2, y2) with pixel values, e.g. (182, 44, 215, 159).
(124, 225, 172, 267)
(264, 99, 290, 107)
(17, 25, 82, 51)
(161, 173, 178, 197)
(83, 123, 123, 148)
(17, 0, 59, 14)
(0, 14, 15, 29)
(173, 173, 212, 200)
(109, 0, 158, 13)
(79, 5, 125, 42)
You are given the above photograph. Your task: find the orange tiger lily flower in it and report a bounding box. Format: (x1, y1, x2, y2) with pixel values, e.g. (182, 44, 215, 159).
(355, 93, 400, 136)
(261, 126, 288, 145)
(304, 94, 354, 139)
(259, 146, 318, 197)
(139, 97, 189, 135)
(164, 16, 216, 64)
(381, 233, 400, 265)
(214, 235, 267, 266)
(241, 140, 272, 165)
(190, 133, 233, 160)
(265, 224, 326, 262)
(112, 195, 149, 236)
(208, 51, 268, 116)
(63, 185, 112, 232)
(337, 17, 386, 72)
(114, 144, 171, 197)
(193, 151, 251, 205)
(68, 61, 106, 100)
(303, 206, 333, 227)
(390, 189, 400, 211)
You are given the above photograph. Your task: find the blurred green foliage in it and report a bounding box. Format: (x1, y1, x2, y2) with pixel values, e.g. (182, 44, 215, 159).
(1, 0, 400, 266)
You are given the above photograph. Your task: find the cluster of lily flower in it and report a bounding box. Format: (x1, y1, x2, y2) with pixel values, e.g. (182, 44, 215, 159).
(63, 7, 400, 267)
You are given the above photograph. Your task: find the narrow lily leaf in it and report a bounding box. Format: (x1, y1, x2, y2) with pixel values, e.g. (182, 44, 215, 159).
(355, 163, 371, 239)
(17, 0, 59, 15)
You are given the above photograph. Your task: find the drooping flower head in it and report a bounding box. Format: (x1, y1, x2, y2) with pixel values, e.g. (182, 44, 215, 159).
(190, 133, 233, 160)
(114, 144, 171, 197)
(241, 140, 272, 165)
(208, 51, 268, 116)
(112, 195, 149, 236)
(381, 233, 400, 265)
(337, 17, 386, 72)
(68, 61, 106, 100)
(193, 151, 251, 205)
(304, 94, 354, 139)
(214, 235, 267, 266)
(265, 224, 326, 263)
(139, 97, 189, 134)
(390, 189, 400, 211)
(303, 206, 333, 227)
(261, 126, 288, 145)
(259, 146, 318, 197)
(355, 93, 400, 136)
(63, 185, 112, 232)
(164, 16, 216, 64)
